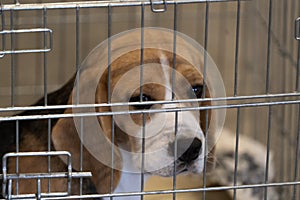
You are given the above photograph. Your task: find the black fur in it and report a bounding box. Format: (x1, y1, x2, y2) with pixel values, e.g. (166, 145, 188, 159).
(0, 75, 99, 197)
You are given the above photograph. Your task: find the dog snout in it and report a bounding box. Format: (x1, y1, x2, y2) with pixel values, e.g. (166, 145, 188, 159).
(169, 137, 202, 163)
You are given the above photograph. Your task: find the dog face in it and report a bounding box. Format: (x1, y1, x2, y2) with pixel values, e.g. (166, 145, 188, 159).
(52, 28, 225, 194)
(96, 48, 212, 176)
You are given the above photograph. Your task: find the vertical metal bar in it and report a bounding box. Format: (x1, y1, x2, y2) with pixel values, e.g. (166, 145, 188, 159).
(140, 113, 146, 200)
(107, 5, 112, 104)
(292, 1, 297, 39)
(80, 117, 84, 196)
(67, 153, 72, 195)
(107, 5, 113, 197)
(3, 153, 7, 198)
(265, 0, 273, 94)
(286, 6, 300, 191)
(47, 119, 51, 193)
(202, 2, 209, 99)
(7, 179, 12, 200)
(292, 8, 299, 200)
(202, 3, 209, 200)
(140, 6, 145, 199)
(292, 104, 300, 200)
(264, 2, 273, 197)
(233, 108, 240, 200)
(289, 1, 296, 92)
(233, 2, 241, 196)
(43, 8, 48, 105)
(1, 8, 5, 58)
(233, 0, 241, 97)
(288, 11, 297, 190)
(110, 116, 115, 199)
(279, 2, 288, 198)
(263, 106, 272, 200)
(75, 6, 80, 105)
(296, 21, 300, 92)
(171, 2, 177, 101)
(76, 6, 80, 71)
(36, 178, 41, 200)
(201, 109, 210, 199)
(172, 4, 178, 200)
(172, 112, 179, 200)
(139, 3, 144, 104)
(293, 21, 300, 199)
(10, 9, 15, 106)
(15, 120, 19, 195)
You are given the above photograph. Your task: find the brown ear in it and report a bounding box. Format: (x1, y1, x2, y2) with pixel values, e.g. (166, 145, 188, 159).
(200, 87, 216, 172)
(52, 114, 121, 193)
(51, 76, 122, 193)
(94, 71, 130, 148)
(200, 86, 211, 135)
(52, 109, 82, 170)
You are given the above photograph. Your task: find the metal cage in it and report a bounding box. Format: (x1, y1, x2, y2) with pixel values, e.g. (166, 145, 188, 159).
(0, 0, 300, 199)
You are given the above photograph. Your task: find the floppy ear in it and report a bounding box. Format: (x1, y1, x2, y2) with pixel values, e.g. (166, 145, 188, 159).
(95, 75, 113, 139)
(51, 78, 122, 193)
(200, 87, 216, 172)
(52, 109, 82, 170)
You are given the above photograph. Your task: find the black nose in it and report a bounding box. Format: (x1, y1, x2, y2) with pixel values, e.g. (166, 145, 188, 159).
(169, 138, 202, 163)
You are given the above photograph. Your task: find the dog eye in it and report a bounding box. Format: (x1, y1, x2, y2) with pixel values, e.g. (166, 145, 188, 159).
(192, 85, 204, 98)
(129, 95, 153, 109)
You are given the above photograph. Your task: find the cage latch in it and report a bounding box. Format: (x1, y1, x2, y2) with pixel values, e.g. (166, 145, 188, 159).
(150, 0, 167, 13)
(296, 17, 300, 40)
(1, 151, 92, 200)
(0, 28, 53, 58)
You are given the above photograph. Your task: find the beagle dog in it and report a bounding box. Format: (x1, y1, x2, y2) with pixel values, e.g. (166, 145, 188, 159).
(0, 28, 226, 199)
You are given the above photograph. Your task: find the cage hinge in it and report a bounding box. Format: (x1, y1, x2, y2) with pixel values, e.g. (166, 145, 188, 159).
(296, 17, 300, 40)
(1, 151, 92, 200)
(0, 28, 53, 58)
(150, 0, 167, 13)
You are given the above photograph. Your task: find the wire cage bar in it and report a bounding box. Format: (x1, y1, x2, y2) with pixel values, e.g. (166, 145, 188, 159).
(0, 0, 300, 200)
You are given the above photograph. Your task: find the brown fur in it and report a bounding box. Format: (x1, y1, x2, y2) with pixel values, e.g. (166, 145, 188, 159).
(1, 48, 214, 198)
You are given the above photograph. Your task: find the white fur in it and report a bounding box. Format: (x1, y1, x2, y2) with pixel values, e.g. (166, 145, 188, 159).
(107, 53, 206, 198)
(123, 54, 206, 176)
(102, 150, 149, 200)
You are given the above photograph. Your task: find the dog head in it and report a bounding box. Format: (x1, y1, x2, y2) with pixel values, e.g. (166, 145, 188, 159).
(100, 48, 212, 176)
(52, 28, 226, 193)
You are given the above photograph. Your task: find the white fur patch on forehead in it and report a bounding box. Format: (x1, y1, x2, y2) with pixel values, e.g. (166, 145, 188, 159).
(159, 51, 173, 101)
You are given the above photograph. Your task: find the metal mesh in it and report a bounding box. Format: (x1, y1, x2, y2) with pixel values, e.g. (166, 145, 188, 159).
(0, 0, 300, 199)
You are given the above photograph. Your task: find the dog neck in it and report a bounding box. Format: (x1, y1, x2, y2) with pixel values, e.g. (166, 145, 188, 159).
(103, 150, 149, 200)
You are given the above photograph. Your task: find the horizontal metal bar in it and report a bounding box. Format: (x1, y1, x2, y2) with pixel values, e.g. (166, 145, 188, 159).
(7, 192, 69, 200)
(43, 181, 300, 199)
(0, 28, 52, 35)
(1, 172, 92, 180)
(0, 48, 51, 56)
(0, 92, 299, 113)
(0, 28, 53, 57)
(3, 151, 71, 158)
(0, 0, 250, 11)
(1, 98, 300, 122)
